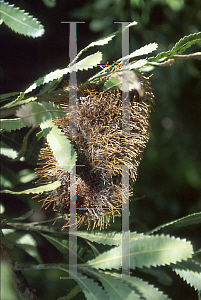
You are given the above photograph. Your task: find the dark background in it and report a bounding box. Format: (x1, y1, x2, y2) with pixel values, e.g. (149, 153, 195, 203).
(1, 0, 201, 299)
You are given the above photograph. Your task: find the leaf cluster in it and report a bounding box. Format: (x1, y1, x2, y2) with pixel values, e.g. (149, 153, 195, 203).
(1, 5, 201, 299)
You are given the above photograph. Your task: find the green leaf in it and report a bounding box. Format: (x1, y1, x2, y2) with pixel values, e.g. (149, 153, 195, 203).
(10, 210, 34, 221)
(74, 271, 109, 300)
(172, 261, 201, 291)
(0, 181, 61, 194)
(71, 21, 138, 65)
(86, 234, 193, 270)
(15, 233, 42, 263)
(0, 118, 26, 132)
(57, 285, 82, 300)
(42, 0, 56, 8)
(77, 231, 144, 246)
(40, 119, 77, 172)
(40, 233, 86, 263)
(0, 92, 26, 110)
(25, 130, 44, 165)
(148, 32, 201, 63)
(148, 212, 201, 234)
(81, 268, 141, 300)
(117, 43, 158, 62)
(0, 1, 44, 38)
(16, 101, 66, 127)
(103, 271, 171, 300)
(24, 51, 102, 94)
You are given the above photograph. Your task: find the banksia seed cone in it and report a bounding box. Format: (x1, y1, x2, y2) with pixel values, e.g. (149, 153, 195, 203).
(35, 70, 154, 229)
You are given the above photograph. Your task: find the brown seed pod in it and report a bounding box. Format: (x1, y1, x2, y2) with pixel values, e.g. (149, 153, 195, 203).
(35, 70, 154, 229)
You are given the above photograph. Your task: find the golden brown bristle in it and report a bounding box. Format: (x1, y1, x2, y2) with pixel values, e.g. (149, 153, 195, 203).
(35, 70, 154, 229)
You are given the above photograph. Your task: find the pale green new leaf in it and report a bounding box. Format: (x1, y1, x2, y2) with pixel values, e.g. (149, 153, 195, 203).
(0, 1, 44, 38)
(0, 181, 61, 194)
(148, 212, 201, 234)
(24, 51, 102, 94)
(40, 119, 77, 172)
(16, 101, 66, 127)
(172, 261, 201, 291)
(117, 43, 158, 62)
(104, 272, 171, 300)
(0, 118, 26, 132)
(77, 231, 144, 246)
(86, 234, 193, 270)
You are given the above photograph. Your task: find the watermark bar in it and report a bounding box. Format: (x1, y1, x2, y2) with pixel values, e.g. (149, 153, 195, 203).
(114, 22, 131, 136)
(121, 165, 130, 277)
(60, 21, 85, 280)
(115, 21, 132, 276)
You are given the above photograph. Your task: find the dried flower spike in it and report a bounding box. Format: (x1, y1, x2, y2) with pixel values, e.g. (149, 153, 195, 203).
(35, 70, 154, 229)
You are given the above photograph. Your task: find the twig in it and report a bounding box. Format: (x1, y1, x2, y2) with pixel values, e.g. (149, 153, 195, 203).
(172, 52, 201, 60)
(5, 222, 70, 237)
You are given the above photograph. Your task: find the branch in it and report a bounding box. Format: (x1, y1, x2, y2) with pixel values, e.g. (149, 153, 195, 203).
(172, 52, 201, 60)
(0, 241, 38, 300)
(5, 222, 70, 237)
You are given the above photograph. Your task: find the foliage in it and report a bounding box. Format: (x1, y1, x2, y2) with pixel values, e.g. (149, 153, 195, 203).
(1, 1, 201, 300)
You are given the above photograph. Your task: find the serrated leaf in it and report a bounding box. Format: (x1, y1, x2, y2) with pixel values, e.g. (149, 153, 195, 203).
(81, 268, 141, 300)
(128, 59, 148, 70)
(0, 1, 44, 38)
(24, 51, 102, 94)
(148, 32, 201, 63)
(117, 43, 158, 62)
(40, 119, 77, 172)
(172, 261, 201, 291)
(71, 21, 138, 66)
(86, 234, 193, 270)
(104, 272, 171, 300)
(0, 181, 61, 194)
(16, 101, 65, 127)
(77, 231, 144, 246)
(74, 271, 109, 300)
(75, 51, 102, 71)
(0, 118, 26, 132)
(40, 233, 95, 263)
(148, 212, 201, 234)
